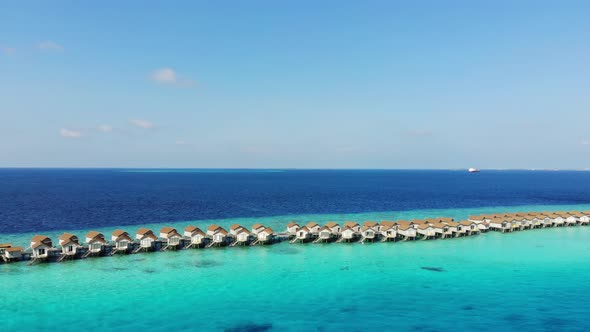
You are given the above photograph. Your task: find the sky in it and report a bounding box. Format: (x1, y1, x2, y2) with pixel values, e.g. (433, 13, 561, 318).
(1, 1, 589, 169)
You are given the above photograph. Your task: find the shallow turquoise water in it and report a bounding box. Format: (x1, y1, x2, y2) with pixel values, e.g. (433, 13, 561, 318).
(2, 204, 590, 331)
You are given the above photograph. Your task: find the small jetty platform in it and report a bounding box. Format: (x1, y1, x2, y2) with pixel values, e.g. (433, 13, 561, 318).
(3, 210, 590, 266)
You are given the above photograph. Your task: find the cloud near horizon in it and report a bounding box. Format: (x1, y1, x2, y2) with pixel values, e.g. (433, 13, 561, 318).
(130, 119, 154, 129)
(2, 46, 16, 55)
(150, 68, 194, 86)
(60, 128, 81, 138)
(38, 40, 64, 52)
(98, 124, 113, 132)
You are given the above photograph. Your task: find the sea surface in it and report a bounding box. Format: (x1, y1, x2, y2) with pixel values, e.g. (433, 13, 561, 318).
(2, 169, 590, 331)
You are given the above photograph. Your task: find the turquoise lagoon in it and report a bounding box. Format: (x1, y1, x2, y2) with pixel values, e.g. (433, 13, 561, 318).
(2, 204, 590, 331)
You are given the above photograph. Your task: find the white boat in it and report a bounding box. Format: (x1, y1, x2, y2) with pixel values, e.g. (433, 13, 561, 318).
(468, 168, 480, 173)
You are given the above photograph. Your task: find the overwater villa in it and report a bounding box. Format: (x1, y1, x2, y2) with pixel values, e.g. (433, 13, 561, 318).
(84, 231, 107, 257)
(255, 227, 275, 245)
(305, 222, 321, 238)
(314, 226, 334, 243)
(160, 227, 182, 250)
(251, 224, 266, 236)
(30, 235, 53, 264)
(488, 218, 512, 232)
(396, 221, 417, 240)
(111, 229, 133, 254)
(231, 228, 252, 246)
(359, 225, 378, 242)
(58, 233, 81, 262)
(325, 221, 341, 235)
(286, 222, 300, 237)
(3, 246, 23, 262)
(336, 225, 359, 243)
(547, 214, 565, 227)
(414, 221, 436, 240)
(343, 221, 361, 233)
(572, 211, 590, 225)
(431, 222, 452, 238)
(7, 209, 590, 266)
(183, 226, 206, 248)
(291, 226, 312, 243)
(459, 220, 479, 235)
(380, 221, 398, 241)
(206, 225, 229, 247)
(555, 212, 578, 226)
(134, 228, 157, 253)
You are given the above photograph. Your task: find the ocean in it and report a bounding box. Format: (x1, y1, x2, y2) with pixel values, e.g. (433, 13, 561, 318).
(1, 169, 590, 331)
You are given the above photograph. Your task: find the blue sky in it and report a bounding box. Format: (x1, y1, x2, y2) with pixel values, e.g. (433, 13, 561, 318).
(1, 1, 589, 168)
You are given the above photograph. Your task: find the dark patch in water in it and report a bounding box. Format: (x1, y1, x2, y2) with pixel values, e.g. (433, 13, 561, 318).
(461, 305, 474, 311)
(112, 267, 128, 271)
(411, 324, 436, 331)
(339, 266, 349, 271)
(339, 305, 356, 313)
(423, 285, 431, 289)
(542, 317, 568, 329)
(275, 247, 300, 255)
(224, 322, 273, 332)
(130, 258, 146, 262)
(537, 307, 549, 312)
(503, 313, 525, 323)
(535, 245, 544, 248)
(143, 268, 157, 274)
(421, 266, 445, 272)
(194, 260, 222, 268)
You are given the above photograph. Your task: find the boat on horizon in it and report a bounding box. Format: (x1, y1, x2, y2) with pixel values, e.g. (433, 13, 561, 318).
(468, 168, 480, 173)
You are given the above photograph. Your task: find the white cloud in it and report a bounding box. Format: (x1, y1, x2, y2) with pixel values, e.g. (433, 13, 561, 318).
(60, 128, 81, 138)
(175, 140, 187, 145)
(130, 119, 154, 129)
(150, 67, 194, 86)
(98, 124, 113, 132)
(2, 47, 16, 55)
(151, 68, 177, 84)
(581, 140, 590, 145)
(39, 40, 63, 52)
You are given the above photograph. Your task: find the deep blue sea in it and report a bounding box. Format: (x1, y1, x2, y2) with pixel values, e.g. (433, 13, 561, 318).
(3, 169, 590, 331)
(1, 169, 590, 233)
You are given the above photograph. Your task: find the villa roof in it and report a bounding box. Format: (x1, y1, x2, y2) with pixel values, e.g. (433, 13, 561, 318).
(299, 226, 310, 232)
(230, 224, 243, 231)
(459, 220, 474, 226)
(416, 223, 431, 230)
(31, 235, 52, 249)
(321, 225, 331, 231)
(363, 221, 379, 227)
(380, 220, 396, 227)
(444, 221, 460, 227)
(86, 231, 107, 244)
(325, 221, 339, 228)
(395, 221, 413, 230)
(287, 222, 299, 228)
(6, 246, 23, 252)
(263, 228, 274, 234)
(136, 228, 153, 235)
(343, 221, 359, 228)
(185, 226, 205, 236)
(217, 228, 228, 236)
(252, 223, 265, 230)
(160, 227, 181, 238)
(342, 226, 354, 232)
(112, 229, 128, 237)
(207, 224, 222, 232)
(237, 228, 251, 235)
(361, 225, 375, 231)
(0, 243, 11, 248)
(305, 221, 319, 228)
(59, 233, 79, 245)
